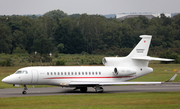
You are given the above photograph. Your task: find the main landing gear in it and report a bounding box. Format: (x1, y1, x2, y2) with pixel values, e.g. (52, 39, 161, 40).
(74, 87, 88, 93)
(22, 85, 28, 94)
(94, 86, 104, 93)
(80, 87, 87, 93)
(74, 86, 104, 93)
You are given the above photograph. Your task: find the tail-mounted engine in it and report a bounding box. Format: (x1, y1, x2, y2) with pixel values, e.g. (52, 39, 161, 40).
(102, 57, 127, 66)
(102, 57, 121, 66)
(113, 67, 136, 76)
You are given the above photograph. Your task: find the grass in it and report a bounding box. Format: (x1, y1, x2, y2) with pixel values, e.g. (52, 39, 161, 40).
(0, 92, 180, 108)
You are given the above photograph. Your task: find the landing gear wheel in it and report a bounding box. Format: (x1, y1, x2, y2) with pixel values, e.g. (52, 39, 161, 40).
(22, 85, 28, 94)
(80, 87, 87, 93)
(22, 91, 27, 94)
(95, 87, 104, 93)
(99, 87, 104, 93)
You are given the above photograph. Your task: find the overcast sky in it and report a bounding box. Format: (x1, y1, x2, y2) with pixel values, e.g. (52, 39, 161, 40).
(0, 0, 179, 15)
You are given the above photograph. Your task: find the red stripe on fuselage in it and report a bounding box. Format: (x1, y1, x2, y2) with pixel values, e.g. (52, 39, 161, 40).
(44, 76, 134, 79)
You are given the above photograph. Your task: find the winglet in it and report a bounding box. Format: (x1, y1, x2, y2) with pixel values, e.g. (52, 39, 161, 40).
(165, 74, 177, 82)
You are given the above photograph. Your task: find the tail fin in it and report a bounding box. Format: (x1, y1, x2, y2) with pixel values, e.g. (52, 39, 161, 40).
(129, 35, 174, 62)
(102, 35, 173, 67)
(128, 35, 152, 57)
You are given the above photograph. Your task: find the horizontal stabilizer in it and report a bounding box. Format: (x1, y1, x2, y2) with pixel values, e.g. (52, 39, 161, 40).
(132, 56, 174, 61)
(69, 81, 162, 86)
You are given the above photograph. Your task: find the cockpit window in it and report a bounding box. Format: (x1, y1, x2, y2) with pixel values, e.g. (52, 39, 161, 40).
(15, 70, 28, 74)
(23, 70, 28, 74)
(15, 71, 22, 74)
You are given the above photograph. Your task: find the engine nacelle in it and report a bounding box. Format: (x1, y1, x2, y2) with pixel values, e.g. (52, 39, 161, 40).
(102, 57, 118, 66)
(113, 67, 136, 76)
(102, 57, 126, 66)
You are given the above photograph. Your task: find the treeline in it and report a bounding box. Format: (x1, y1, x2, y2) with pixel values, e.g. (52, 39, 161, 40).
(1, 9, 180, 56)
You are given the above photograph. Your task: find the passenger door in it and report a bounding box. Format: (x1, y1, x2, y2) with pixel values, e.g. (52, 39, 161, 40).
(31, 69, 38, 84)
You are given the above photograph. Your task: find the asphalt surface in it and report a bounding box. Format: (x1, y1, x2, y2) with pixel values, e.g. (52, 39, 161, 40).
(0, 82, 180, 97)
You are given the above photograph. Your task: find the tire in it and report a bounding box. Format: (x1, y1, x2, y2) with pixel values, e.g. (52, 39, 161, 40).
(99, 87, 104, 93)
(22, 91, 27, 94)
(80, 87, 87, 93)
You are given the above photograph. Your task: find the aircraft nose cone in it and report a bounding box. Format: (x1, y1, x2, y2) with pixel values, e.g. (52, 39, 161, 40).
(2, 77, 7, 83)
(2, 77, 10, 83)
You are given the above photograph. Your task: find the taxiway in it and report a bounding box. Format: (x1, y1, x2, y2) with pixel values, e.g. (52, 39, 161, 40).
(0, 82, 180, 97)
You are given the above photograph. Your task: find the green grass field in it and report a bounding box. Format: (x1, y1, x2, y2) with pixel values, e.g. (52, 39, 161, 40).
(1, 92, 180, 109)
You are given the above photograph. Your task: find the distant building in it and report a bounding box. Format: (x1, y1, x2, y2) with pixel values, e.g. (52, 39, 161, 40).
(116, 13, 172, 20)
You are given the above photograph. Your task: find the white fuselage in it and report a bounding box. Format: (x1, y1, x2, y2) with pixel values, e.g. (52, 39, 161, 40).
(3, 66, 153, 87)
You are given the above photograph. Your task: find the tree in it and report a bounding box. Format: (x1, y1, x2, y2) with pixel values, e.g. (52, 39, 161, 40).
(43, 9, 68, 19)
(159, 51, 180, 64)
(119, 24, 135, 48)
(160, 13, 172, 26)
(57, 43, 64, 53)
(69, 27, 85, 53)
(31, 36, 53, 55)
(0, 24, 12, 53)
(11, 30, 27, 53)
(13, 47, 28, 54)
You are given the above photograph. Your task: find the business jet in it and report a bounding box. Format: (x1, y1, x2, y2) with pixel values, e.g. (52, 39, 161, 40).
(2, 35, 176, 94)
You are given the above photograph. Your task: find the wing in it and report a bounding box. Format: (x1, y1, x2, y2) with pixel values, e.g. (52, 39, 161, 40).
(69, 74, 177, 86)
(69, 81, 162, 86)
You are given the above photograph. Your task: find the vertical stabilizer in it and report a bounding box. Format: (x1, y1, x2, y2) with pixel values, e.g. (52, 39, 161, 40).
(128, 35, 152, 57)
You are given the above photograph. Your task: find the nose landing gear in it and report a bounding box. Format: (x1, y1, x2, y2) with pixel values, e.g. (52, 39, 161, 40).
(22, 85, 28, 94)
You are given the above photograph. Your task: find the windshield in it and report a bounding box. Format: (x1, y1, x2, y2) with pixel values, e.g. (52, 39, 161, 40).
(15, 70, 28, 74)
(23, 70, 28, 74)
(15, 70, 22, 74)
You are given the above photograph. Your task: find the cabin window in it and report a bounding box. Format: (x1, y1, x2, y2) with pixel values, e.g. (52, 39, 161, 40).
(85, 72, 87, 75)
(61, 72, 63, 75)
(99, 72, 101, 75)
(51, 72, 53, 75)
(47, 72, 49, 75)
(64, 72, 66, 75)
(75, 72, 77, 75)
(89, 72, 91, 75)
(82, 72, 84, 75)
(79, 72, 80, 75)
(71, 72, 73, 75)
(54, 72, 56, 75)
(96, 72, 98, 75)
(92, 72, 94, 75)
(68, 72, 70, 75)
(58, 72, 60, 75)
